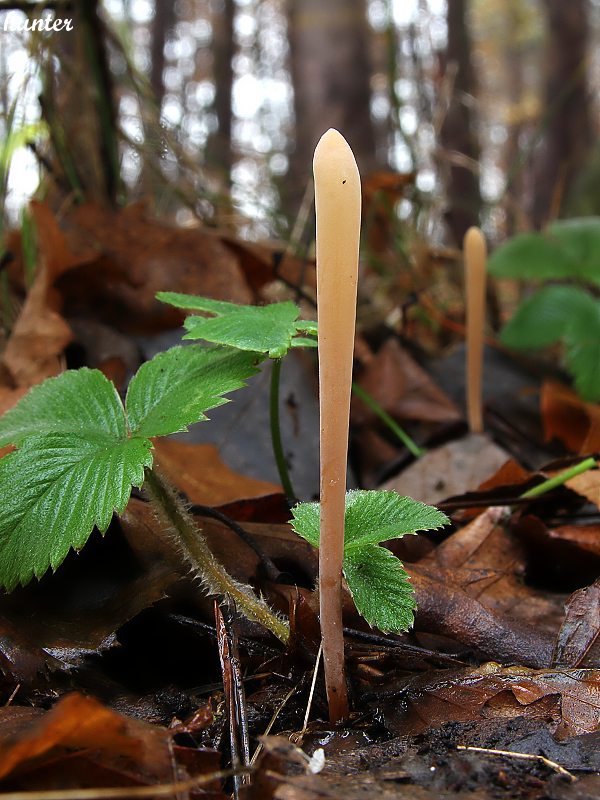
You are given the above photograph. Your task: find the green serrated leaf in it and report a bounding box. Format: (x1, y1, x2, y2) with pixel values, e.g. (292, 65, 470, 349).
(0, 433, 152, 590)
(291, 491, 448, 550)
(0, 369, 125, 447)
(563, 298, 600, 401)
(183, 303, 300, 358)
(487, 232, 574, 281)
(343, 545, 416, 633)
(343, 490, 449, 549)
(565, 336, 600, 401)
(0, 342, 265, 590)
(157, 291, 316, 358)
(125, 344, 261, 438)
(295, 320, 318, 336)
(499, 286, 594, 350)
(548, 218, 600, 284)
(290, 500, 320, 547)
(157, 292, 234, 315)
(488, 219, 600, 286)
(290, 490, 448, 633)
(499, 286, 600, 401)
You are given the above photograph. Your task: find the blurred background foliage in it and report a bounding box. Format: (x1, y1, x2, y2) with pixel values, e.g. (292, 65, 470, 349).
(1, 0, 599, 349)
(2, 0, 599, 235)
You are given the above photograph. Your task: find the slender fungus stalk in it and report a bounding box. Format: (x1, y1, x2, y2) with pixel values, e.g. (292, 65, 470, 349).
(464, 226, 487, 435)
(313, 129, 360, 722)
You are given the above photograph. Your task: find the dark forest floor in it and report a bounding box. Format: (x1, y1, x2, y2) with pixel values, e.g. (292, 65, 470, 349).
(0, 203, 598, 799)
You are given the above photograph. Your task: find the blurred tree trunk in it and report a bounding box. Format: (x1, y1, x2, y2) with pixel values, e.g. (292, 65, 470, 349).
(529, 0, 592, 227)
(286, 0, 378, 216)
(42, 0, 120, 205)
(138, 0, 176, 199)
(207, 0, 235, 183)
(150, 0, 176, 108)
(439, 0, 482, 245)
(502, 0, 527, 235)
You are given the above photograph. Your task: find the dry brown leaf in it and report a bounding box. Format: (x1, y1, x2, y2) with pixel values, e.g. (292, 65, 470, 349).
(476, 458, 532, 493)
(422, 507, 517, 580)
(444, 458, 534, 523)
(409, 564, 555, 667)
(347, 426, 401, 488)
(514, 516, 600, 589)
(153, 438, 281, 506)
(1, 202, 95, 392)
(541, 523, 600, 558)
(565, 462, 600, 509)
(56, 202, 254, 332)
(218, 231, 316, 297)
(353, 338, 461, 425)
(382, 433, 509, 505)
(29, 201, 97, 283)
(1, 273, 72, 386)
(541, 380, 600, 453)
(554, 580, 600, 668)
(417, 506, 560, 628)
(386, 663, 600, 739)
(0, 693, 171, 783)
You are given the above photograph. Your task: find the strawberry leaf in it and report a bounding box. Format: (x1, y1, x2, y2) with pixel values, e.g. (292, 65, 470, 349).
(500, 286, 600, 402)
(0, 369, 125, 447)
(125, 344, 262, 438)
(343, 545, 416, 632)
(563, 299, 600, 401)
(343, 490, 449, 550)
(289, 500, 320, 547)
(156, 291, 317, 358)
(0, 433, 152, 590)
(290, 490, 449, 632)
(499, 286, 592, 350)
(487, 231, 575, 281)
(0, 345, 261, 589)
(488, 218, 600, 286)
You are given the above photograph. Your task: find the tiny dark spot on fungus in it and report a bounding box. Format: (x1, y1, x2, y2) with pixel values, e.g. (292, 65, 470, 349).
(342, 179, 347, 184)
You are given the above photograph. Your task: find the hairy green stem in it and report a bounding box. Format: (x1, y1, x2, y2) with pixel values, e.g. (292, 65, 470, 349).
(143, 467, 289, 644)
(270, 358, 296, 502)
(520, 457, 597, 499)
(352, 381, 426, 458)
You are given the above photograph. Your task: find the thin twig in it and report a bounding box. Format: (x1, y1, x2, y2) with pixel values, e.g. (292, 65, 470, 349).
(293, 641, 323, 744)
(250, 681, 301, 765)
(0, 768, 249, 800)
(215, 603, 251, 797)
(4, 683, 19, 706)
(343, 626, 465, 664)
(457, 745, 577, 782)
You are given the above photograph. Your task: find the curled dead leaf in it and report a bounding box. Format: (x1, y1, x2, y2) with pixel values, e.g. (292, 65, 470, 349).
(541, 381, 600, 454)
(383, 662, 600, 740)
